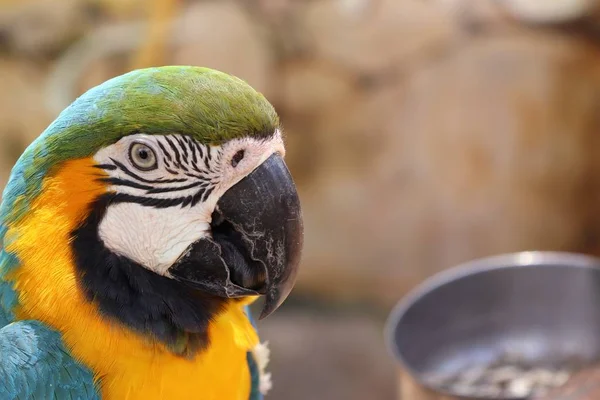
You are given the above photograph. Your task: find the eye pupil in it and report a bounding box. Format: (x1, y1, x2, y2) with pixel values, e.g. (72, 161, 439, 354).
(231, 150, 245, 167)
(138, 150, 148, 159)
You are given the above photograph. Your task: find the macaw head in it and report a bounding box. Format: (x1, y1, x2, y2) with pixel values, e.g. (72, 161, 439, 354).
(0, 67, 303, 339)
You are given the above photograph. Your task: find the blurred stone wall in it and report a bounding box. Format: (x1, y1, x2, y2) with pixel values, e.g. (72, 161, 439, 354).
(3, 0, 600, 311)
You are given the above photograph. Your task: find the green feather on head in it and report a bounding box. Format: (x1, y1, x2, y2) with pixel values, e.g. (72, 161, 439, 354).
(0, 66, 280, 230)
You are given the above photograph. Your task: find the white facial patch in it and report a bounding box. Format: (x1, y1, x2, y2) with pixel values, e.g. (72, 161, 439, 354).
(99, 203, 210, 274)
(93, 131, 285, 275)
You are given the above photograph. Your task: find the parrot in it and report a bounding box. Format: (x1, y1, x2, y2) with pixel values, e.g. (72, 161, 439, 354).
(0, 66, 303, 400)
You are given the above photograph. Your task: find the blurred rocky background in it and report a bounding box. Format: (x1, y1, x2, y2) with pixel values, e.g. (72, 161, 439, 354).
(3, 0, 600, 398)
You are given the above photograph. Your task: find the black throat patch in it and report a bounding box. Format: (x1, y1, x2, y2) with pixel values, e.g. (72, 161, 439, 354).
(70, 194, 227, 358)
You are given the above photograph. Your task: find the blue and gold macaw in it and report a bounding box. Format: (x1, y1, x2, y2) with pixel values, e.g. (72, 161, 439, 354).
(0, 66, 303, 400)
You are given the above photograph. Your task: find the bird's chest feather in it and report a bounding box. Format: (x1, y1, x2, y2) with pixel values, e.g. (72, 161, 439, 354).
(92, 310, 257, 400)
(3, 159, 259, 400)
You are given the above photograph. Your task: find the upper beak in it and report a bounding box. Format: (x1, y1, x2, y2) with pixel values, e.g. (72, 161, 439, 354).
(169, 153, 304, 319)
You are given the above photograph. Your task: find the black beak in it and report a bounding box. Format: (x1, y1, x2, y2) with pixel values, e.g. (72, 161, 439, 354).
(169, 153, 303, 319)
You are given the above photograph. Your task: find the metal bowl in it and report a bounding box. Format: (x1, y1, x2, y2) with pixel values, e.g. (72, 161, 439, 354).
(385, 251, 600, 399)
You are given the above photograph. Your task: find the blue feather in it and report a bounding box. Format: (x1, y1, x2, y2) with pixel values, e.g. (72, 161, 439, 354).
(0, 251, 19, 327)
(0, 320, 100, 399)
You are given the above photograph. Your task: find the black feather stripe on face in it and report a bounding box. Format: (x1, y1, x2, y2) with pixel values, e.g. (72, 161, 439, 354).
(95, 134, 220, 209)
(163, 136, 184, 169)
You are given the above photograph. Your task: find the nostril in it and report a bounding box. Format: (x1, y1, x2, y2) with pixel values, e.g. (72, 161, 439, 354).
(231, 150, 245, 167)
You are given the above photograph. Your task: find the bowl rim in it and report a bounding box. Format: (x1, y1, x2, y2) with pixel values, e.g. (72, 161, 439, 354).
(384, 251, 600, 398)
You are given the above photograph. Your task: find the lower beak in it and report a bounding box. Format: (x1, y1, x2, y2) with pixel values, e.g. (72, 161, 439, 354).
(169, 153, 303, 319)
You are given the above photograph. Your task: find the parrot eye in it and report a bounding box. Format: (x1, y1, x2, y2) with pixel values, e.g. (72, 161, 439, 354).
(129, 143, 158, 171)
